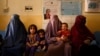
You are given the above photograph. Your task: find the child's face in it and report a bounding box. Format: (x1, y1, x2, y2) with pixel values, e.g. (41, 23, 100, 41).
(39, 32, 44, 38)
(61, 24, 68, 30)
(30, 26, 36, 34)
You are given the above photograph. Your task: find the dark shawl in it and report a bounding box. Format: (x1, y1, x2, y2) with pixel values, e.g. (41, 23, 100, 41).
(70, 15, 94, 56)
(2, 14, 27, 56)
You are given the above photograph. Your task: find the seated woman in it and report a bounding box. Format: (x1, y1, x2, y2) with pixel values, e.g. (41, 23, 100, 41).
(44, 15, 62, 56)
(70, 15, 94, 56)
(2, 14, 27, 56)
(45, 15, 71, 56)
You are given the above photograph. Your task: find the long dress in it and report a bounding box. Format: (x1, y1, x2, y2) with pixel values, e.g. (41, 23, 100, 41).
(44, 15, 62, 56)
(45, 15, 71, 56)
(70, 15, 94, 56)
(2, 14, 27, 56)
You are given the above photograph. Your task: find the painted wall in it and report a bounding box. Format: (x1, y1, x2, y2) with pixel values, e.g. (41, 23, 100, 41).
(0, 0, 100, 33)
(82, 0, 100, 32)
(0, 0, 43, 30)
(0, 15, 42, 30)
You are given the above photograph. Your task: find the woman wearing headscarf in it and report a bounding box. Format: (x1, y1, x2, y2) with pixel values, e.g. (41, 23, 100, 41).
(45, 15, 71, 56)
(45, 15, 62, 44)
(2, 14, 27, 56)
(70, 15, 94, 56)
(44, 15, 63, 56)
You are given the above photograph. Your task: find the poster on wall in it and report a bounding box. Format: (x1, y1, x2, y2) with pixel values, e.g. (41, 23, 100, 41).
(85, 0, 100, 12)
(61, 1, 82, 15)
(43, 0, 59, 20)
(43, 0, 60, 29)
(43, 0, 82, 30)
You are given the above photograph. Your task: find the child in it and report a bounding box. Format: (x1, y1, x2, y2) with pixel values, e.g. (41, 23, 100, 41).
(57, 23, 71, 56)
(37, 29, 47, 51)
(57, 23, 70, 42)
(25, 24, 39, 56)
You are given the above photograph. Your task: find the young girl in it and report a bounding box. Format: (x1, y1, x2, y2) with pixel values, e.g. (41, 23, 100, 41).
(37, 29, 47, 51)
(25, 24, 39, 56)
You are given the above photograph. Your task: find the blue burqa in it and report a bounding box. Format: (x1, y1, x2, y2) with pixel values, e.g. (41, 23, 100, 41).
(2, 14, 27, 56)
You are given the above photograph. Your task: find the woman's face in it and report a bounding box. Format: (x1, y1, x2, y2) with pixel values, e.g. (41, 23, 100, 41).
(30, 26, 36, 34)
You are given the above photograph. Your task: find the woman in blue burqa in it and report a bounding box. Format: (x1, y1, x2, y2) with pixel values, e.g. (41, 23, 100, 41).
(2, 14, 27, 56)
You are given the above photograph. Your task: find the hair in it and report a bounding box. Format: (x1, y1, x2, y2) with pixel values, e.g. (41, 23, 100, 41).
(62, 22, 68, 27)
(37, 29, 45, 35)
(28, 24, 37, 34)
